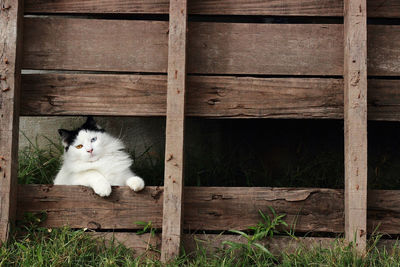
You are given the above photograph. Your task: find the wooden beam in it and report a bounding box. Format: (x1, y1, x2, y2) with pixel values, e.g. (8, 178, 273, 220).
(344, 0, 368, 251)
(20, 74, 400, 121)
(0, 0, 23, 243)
(22, 18, 400, 76)
(24, 0, 400, 18)
(161, 0, 188, 262)
(16, 185, 400, 234)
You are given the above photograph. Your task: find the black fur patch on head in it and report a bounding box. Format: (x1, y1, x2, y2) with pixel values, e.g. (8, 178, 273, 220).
(81, 116, 105, 132)
(58, 116, 105, 151)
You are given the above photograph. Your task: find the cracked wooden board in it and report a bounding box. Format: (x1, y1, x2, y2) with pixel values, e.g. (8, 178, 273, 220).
(17, 185, 400, 234)
(16, 185, 342, 232)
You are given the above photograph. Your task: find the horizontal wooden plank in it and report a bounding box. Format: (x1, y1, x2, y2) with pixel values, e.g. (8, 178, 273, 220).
(17, 185, 400, 234)
(17, 185, 343, 233)
(368, 190, 400, 235)
(22, 18, 400, 76)
(22, 18, 342, 75)
(22, 18, 169, 73)
(24, 0, 400, 18)
(20, 74, 400, 121)
(20, 74, 344, 118)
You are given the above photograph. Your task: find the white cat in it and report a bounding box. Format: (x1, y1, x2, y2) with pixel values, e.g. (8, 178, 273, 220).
(54, 117, 145, 197)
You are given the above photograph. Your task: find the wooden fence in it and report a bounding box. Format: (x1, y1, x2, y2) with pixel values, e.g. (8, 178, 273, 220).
(1, 0, 400, 262)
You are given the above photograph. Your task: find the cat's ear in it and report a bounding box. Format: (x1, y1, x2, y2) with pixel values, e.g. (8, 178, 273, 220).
(58, 129, 71, 140)
(58, 129, 72, 147)
(82, 116, 104, 132)
(85, 116, 96, 127)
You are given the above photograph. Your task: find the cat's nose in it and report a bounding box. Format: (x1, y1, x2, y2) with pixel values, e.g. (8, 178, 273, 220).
(87, 148, 93, 154)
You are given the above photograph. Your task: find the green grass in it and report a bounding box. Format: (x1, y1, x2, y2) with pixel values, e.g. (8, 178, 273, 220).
(18, 134, 63, 185)
(2, 211, 400, 266)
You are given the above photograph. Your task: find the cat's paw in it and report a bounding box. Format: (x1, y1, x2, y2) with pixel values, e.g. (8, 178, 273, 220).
(126, 176, 145, 192)
(93, 183, 112, 197)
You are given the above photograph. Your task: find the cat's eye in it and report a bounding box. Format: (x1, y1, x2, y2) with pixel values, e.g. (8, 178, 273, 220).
(91, 137, 97, 143)
(75, 144, 83, 149)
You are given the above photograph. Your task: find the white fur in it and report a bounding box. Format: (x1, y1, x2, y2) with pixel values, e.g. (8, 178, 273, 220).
(54, 130, 145, 197)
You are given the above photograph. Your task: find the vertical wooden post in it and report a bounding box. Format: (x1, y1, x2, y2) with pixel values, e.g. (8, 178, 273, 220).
(0, 0, 23, 243)
(344, 0, 367, 251)
(161, 0, 188, 262)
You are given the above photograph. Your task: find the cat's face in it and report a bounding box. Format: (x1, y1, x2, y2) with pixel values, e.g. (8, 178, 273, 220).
(59, 117, 106, 162)
(68, 130, 104, 162)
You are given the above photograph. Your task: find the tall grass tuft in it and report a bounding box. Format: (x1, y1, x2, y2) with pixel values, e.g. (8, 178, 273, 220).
(18, 133, 63, 185)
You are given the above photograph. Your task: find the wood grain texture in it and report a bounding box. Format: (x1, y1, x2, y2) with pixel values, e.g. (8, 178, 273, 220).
(22, 18, 169, 73)
(16, 186, 343, 233)
(344, 0, 368, 251)
(16, 185, 400, 234)
(161, 0, 188, 261)
(17, 185, 165, 230)
(23, 0, 400, 18)
(22, 18, 342, 75)
(21, 18, 400, 76)
(20, 74, 400, 121)
(0, 0, 23, 243)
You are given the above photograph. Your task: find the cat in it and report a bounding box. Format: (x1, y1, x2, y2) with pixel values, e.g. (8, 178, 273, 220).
(54, 116, 145, 197)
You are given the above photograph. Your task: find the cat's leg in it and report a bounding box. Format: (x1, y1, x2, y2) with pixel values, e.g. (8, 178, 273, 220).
(73, 170, 112, 197)
(124, 170, 145, 192)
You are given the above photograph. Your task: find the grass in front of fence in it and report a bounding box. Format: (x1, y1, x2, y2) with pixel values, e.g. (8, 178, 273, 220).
(2, 211, 400, 267)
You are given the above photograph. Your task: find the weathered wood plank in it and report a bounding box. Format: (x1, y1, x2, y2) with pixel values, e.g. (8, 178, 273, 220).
(23, 18, 169, 73)
(22, 18, 342, 75)
(161, 0, 188, 261)
(368, 190, 400, 235)
(16, 186, 343, 232)
(0, 0, 24, 243)
(21, 18, 400, 76)
(344, 0, 368, 251)
(368, 25, 400, 77)
(20, 74, 400, 121)
(16, 185, 400, 234)
(17, 186, 165, 230)
(23, 0, 400, 18)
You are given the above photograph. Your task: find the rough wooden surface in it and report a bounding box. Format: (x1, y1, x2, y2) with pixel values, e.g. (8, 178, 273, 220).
(368, 190, 400, 235)
(16, 186, 343, 232)
(368, 25, 400, 76)
(17, 185, 165, 230)
(161, 0, 188, 261)
(22, 18, 400, 76)
(16, 185, 400, 234)
(23, 0, 400, 18)
(344, 0, 368, 251)
(20, 74, 400, 121)
(0, 0, 23, 243)
(23, 18, 169, 73)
